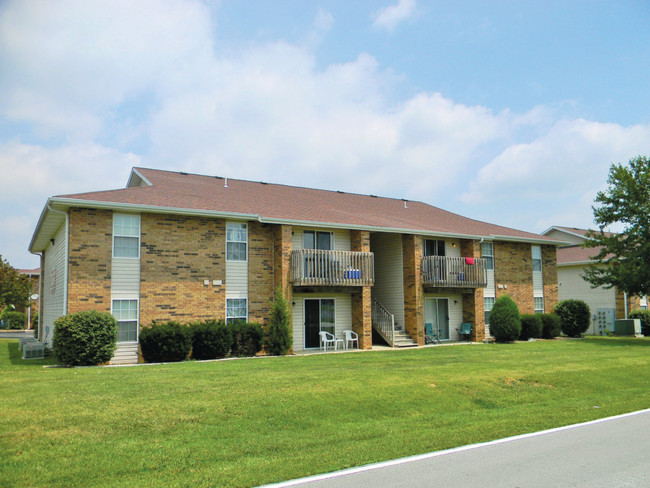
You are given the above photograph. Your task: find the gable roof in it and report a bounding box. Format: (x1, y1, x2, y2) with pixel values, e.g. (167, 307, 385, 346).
(30, 167, 562, 252)
(556, 244, 604, 265)
(542, 225, 616, 241)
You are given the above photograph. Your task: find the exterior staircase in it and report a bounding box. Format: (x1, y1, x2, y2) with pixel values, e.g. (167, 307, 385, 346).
(371, 297, 418, 348)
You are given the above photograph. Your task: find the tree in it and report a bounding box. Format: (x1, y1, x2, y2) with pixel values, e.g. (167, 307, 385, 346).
(489, 295, 521, 342)
(0, 255, 31, 310)
(554, 299, 590, 337)
(265, 287, 292, 355)
(583, 156, 650, 296)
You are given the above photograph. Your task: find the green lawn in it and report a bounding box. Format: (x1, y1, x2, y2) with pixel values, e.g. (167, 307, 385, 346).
(2, 337, 650, 487)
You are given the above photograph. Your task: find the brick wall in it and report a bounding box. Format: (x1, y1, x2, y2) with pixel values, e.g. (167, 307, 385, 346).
(140, 213, 225, 325)
(403, 234, 424, 345)
(248, 221, 274, 325)
(67, 207, 112, 313)
(494, 241, 534, 315)
(616, 290, 641, 318)
(273, 224, 293, 301)
(351, 230, 372, 349)
(542, 244, 559, 314)
(460, 239, 485, 342)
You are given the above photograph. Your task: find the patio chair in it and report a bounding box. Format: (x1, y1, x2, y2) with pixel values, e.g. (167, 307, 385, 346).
(343, 330, 359, 349)
(319, 331, 343, 351)
(456, 322, 473, 341)
(425, 322, 440, 344)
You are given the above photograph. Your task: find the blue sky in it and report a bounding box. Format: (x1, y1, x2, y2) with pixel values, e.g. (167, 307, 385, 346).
(1, 0, 649, 269)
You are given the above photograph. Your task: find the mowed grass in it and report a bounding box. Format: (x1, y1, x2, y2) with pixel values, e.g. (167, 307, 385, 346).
(2, 337, 650, 487)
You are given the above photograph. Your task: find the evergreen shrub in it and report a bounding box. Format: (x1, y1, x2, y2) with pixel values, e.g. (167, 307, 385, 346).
(519, 314, 542, 341)
(540, 313, 562, 339)
(230, 321, 264, 357)
(190, 320, 232, 360)
(555, 299, 590, 337)
(265, 288, 292, 356)
(2, 310, 26, 329)
(489, 296, 521, 342)
(53, 310, 118, 366)
(139, 321, 192, 363)
(628, 309, 650, 336)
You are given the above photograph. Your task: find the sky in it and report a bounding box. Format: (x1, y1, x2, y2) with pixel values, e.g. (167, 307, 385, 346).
(1, 0, 649, 270)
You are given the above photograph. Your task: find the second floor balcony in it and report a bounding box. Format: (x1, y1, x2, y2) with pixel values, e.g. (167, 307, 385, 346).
(422, 255, 488, 288)
(291, 249, 374, 287)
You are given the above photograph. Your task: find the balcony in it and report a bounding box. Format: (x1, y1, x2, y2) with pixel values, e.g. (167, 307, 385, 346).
(291, 249, 374, 286)
(422, 256, 488, 288)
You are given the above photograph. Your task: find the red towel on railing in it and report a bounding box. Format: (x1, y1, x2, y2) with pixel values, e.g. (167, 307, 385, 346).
(465, 257, 475, 265)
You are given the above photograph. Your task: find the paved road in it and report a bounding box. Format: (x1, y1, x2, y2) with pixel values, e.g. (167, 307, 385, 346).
(262, 409, 650, 488)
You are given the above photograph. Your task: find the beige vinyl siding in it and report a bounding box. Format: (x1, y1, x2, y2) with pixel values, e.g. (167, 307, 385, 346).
(545, 229, 584, 245)
(291, 293, 352, 351)
(558, 265, 615, 330)
(111, 258, 140, 298)
(292, 227, 350, 251)
(41, 224, 68, 346)
(370, 233, 405, 329)
(226, 261, 248, 298)
(445, 240, 461, 258)
(424, 292, 463, 341)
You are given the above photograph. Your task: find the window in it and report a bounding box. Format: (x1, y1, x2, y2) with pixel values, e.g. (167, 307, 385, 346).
(484, 297, 495, 324)
(303, 230, 332, 250)
(482, 242, 494, 270)
(532, 245, 542, 272)
(112, 299, 138, 342)
(424, 239, 446, 257)
(226, 222, 248, 261)
(226, 298, 247, 324)
(534, 297, 544, 314)
(113, 214, 140, 258)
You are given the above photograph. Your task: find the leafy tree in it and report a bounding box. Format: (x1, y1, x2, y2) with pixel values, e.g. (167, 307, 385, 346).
(265, 287, 292, 355)
(583, 156, 650, 296)
(489, 295, 521, 342)
(0, 255, 31, 310)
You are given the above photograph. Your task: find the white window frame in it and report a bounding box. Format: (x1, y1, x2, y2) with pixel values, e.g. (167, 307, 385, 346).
(482, 242, 494, 270)
(302, 230, 334, 250)
(532, 245, 542, 272)
(226, 298, 248, 324)
(226, 222, 248, 262)
(113, 213, 140, 259)
(484, 296, 495, 324)
(112, 299, 139, 343)
(534, 296, 545, 314)
(303, 298, 336, 349)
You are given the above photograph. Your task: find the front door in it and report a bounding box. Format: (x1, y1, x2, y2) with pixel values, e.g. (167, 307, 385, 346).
(304, 299, 336, 348)
(425, 298, 450, 340)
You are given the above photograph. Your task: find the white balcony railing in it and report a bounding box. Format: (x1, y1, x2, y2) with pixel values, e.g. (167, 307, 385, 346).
(291, 249, 374, 286)
(422, 256, 488, 288)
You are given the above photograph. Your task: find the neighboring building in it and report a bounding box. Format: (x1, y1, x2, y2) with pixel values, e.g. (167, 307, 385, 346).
(541, 226, 643, 334)
(29, 168, 562, 363)
(17, 267, 40, 329)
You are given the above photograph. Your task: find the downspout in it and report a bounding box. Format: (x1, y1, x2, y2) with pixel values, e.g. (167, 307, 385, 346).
(29, 251, 43, 339)
(47, 205, 70, 317)
(624, 291, 629, 319)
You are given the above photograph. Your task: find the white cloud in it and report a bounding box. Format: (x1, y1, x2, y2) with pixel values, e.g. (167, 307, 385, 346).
(372, 0, 417, 32)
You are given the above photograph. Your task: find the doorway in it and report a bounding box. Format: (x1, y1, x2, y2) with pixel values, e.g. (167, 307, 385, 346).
(424, 298, 450, 340)
(304, 298, 336, 348)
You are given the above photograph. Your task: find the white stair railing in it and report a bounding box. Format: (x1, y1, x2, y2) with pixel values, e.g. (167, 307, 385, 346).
(372, 297, 395, 346)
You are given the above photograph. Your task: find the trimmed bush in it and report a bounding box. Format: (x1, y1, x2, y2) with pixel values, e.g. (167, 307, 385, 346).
(555, 299, 591, 338)
(139, 321, 192, 363)
(628, 309, 650, 336)
(540, 313, 562, 339)
(53, 310, 118, 366)
(190, 320, 232, 360)
(489, 296, 521, 342)
(1, 310, 26, 329)
(265, 288, 292, 356)
(520, 314, 542, 341)
(230, 321, 264, 357)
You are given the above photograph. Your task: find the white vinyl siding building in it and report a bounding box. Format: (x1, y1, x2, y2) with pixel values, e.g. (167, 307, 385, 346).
(370, 233, 405, 330)
(41, 223, 68, 346)
(532, 245, 544, 313)
(292, 293, 352, 351)
(226, 221, 249, 324)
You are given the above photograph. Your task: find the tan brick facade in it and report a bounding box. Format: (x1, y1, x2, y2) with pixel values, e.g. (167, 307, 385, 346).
(494, 241, 535, 314)
(460, 239, 485, 342)
(248, 221, 274, 325)
(402, 234, 424, 345)
(542, 244, 559, 314)
(273, 225, 293, 302)
(67, 208, 112, 314)
(139, 213, 226, 325)
(616, 290, 641, 319)
(351, 230, 372, 349)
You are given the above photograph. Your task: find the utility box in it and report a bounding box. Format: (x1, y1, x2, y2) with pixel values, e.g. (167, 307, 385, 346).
(614, 319, 642, 337)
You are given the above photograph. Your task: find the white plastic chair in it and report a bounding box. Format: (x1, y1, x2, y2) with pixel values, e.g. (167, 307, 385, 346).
(343, 330, 359, 349)
(319, 331, 339, 351)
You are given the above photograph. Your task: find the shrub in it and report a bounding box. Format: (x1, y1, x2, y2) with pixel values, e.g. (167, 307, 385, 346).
(52, 310, 118, 366)
(265, 288, 292, 356)
(230, 321, 264, 357)
(519, 314, 542, 341)
(190, 320, 232, 360)
(32, 311, 39, 329)
(540, 313, 562, 339)
(628, 309, 650, 336)
(489, 296, 521, 342)
(2, 310, 26, 329)
(555, 299, 591, 337)
(139, 321, 192, 363)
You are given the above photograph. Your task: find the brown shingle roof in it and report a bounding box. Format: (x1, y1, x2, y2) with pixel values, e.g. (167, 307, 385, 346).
(56, 167, 556, 242)
(557, 244, 604, 264)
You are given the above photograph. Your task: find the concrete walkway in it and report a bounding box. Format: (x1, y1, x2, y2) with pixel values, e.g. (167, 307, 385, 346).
(0, 329, 35, 339)
(261, 409, 650, 488)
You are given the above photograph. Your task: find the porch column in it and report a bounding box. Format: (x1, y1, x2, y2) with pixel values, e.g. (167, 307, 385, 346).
(273, 224, 293, 303)
(351, 230, 372, 349)
(460, 239, 485, 342)
(403, 234, 424, 345)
